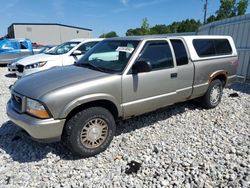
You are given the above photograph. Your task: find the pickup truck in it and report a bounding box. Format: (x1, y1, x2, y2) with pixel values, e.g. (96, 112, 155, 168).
(7, 35, 238, 157)
(0, 38, 33, 64)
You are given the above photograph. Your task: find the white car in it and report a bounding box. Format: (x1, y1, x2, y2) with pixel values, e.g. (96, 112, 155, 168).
(15, 38, 103, 78)
(7, 45, 56, 73)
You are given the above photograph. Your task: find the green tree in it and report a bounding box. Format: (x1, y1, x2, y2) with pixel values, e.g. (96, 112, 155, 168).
(126, 17, 151, 36)
(237, 0, 248, 15)
(126, 28, 143, 36)
(176, 19, 201, 32)
(207, 0, 248, 23)
(99, 31, 118, 38)
(169, 22, 179, 33)
(141, 17, 150, 35)
(150, 24, 171, 34)
(126, 18, 201, 36)
(207, 15, 217, 23)
(216, 0, 236, 19)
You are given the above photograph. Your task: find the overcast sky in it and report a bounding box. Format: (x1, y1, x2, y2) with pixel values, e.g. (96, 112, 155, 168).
(1, 0, 249, 37)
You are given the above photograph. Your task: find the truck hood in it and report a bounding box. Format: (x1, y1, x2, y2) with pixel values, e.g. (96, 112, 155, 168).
(16, 53, 62, 66)
(12, 65, 111, 99)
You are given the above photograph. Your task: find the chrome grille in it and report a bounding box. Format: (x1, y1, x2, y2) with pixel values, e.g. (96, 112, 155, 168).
(11, 92, 24, 113)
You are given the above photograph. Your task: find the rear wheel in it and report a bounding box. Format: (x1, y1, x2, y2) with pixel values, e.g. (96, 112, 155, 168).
(200, 79, 223, 109)
(62, 107, 116, 157)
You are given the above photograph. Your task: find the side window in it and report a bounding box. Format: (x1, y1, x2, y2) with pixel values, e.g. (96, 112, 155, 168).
(170, 39, 188, 66)
(193, 39, 232, 57)
(193, 39, 215, 57)
(214, 39, 232, 55)
(77, 42, 98, 54)
(139, 41, 174, 71)
(20, 41, 28, 49)
(1, 41, 19, 50)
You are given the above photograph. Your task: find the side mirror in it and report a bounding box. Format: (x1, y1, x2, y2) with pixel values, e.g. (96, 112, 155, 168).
(132, 60, 152, 74)
(72, 50, 82, 56)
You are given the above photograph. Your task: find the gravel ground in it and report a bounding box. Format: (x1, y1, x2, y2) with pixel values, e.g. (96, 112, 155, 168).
(0, 66, 249, 187)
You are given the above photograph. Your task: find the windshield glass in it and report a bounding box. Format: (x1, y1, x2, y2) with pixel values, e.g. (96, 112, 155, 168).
(0, 40, 19, 52)
(46, 42, 80, 55)
(38, 46, 54, 54)
(76, 40, 140, 73)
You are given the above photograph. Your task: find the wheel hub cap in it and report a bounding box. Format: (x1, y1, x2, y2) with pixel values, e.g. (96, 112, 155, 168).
(210, 85, 221, 105)
(88, 126, 101, 141)
(80, 118, 108, 148)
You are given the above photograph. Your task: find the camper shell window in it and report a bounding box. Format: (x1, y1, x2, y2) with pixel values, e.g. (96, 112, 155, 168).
(193, 39, 232, 57)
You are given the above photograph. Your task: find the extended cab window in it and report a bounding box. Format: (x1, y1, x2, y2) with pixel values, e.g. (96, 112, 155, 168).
(193, 39, 232, 57)
(139, 41, 174, 70)
(170, 39, 188, 66)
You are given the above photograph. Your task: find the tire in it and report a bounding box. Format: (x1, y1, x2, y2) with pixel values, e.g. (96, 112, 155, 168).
(62, 107, 116, 157)
(200, 79, 223, 109)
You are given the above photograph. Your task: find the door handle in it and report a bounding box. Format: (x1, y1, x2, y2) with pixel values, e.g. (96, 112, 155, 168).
(171, 73, 178, 78)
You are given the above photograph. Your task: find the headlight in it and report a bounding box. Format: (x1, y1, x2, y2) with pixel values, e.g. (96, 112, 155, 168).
(26, 98, 50, 119)
(25, 61, 47, 69)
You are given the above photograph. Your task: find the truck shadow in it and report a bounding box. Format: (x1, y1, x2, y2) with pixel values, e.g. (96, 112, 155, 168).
(115, 101, 200, 136)
(0, 121, 75, 162)
(0, 101, 201, 163)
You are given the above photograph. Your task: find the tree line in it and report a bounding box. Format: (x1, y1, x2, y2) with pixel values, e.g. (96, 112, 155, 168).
(99, 0, 248, 38)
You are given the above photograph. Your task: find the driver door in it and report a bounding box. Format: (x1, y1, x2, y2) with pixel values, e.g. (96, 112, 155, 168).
(122, 40, 179, 118)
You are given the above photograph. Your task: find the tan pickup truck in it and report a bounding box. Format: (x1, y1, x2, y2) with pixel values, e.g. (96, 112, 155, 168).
(7, 35, 238, 157)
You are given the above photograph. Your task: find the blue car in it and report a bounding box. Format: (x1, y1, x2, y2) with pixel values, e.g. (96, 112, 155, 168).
(0, 38, 33, 65)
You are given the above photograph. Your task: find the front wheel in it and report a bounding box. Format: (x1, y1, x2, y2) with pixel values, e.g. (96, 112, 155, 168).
(200, 79, 223, 109)
(62, 107, 116, 157)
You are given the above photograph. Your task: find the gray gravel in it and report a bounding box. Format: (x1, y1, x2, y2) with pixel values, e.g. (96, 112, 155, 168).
(0, 66, 249, 187)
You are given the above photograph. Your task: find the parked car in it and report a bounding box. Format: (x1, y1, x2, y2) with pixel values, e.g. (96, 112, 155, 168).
(0, 38, 33, 64)
(15, 38, 103, 78)
(32, 43, 47, 54)
(7, 45, 55, 73)
(7, 35, 238, 157)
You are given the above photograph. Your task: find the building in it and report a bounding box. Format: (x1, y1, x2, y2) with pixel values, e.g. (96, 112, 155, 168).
(7, 23, 92, 45)
(198, 14, 250, 81)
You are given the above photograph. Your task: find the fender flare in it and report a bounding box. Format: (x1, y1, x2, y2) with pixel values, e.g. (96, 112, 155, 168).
(58, 93, 122, 118)
(209, 70, 228, 84)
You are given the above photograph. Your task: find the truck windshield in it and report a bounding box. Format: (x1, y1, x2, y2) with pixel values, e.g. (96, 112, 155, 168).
(76, 40, 140, 73)
(46, 42, 80, 55)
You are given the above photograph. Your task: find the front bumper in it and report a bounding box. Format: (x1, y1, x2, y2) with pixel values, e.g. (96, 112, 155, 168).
(7, 100, 65, 143)
(16, 67, 42, 78)
(7, 64, 16, 72)
(8, 67, 17, 72)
